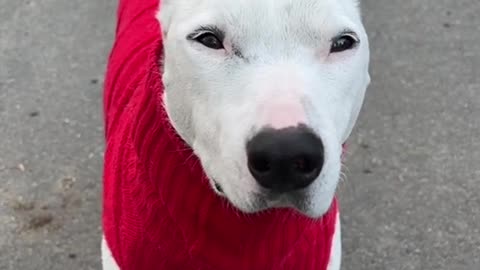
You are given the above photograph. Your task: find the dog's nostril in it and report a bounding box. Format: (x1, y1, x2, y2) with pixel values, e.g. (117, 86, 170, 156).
(293, 156, 316, 174)
(249, 155, 271, 174)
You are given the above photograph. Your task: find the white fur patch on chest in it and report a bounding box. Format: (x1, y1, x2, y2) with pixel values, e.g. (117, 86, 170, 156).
(328, 212, 342, 270)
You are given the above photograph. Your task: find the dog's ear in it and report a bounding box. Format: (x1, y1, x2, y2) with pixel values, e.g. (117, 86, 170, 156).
(157, 0, 175, 38)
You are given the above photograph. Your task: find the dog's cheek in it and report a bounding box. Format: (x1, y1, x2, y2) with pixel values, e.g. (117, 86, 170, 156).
(163, 84, 197, 145)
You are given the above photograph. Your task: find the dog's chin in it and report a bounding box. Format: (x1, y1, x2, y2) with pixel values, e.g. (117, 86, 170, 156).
(210, 181, 334, 219)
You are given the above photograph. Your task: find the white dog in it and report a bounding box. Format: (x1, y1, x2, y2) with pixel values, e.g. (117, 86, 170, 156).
(102, 0, 370, 269)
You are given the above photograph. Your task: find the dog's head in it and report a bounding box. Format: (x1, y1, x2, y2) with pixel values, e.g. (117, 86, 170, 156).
(157, 0, 370, 218)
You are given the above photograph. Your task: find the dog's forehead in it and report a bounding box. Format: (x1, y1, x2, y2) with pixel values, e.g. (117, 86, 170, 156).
(178, 0, 360, 56)
(175, 0, 362, 41)
(208, 0, 334, 13)
(198, 0, 357, 23)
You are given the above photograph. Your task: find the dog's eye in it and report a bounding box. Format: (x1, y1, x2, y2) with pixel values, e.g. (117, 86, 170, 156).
(330, 33, 358, 53)
(195, 32, 224, 50)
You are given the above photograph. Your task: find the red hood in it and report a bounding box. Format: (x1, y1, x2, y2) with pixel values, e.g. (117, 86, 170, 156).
(102, 0, 339, 269)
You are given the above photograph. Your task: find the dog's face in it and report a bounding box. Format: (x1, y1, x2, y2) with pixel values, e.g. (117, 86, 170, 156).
(158, 0, 370, 218)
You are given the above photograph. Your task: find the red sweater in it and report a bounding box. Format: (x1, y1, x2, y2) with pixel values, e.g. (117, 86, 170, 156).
(103, 0, 339, 269)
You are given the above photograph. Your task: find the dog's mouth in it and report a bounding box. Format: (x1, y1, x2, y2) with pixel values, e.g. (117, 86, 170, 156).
(212, 179, 314, 214)
(212, 180, 224, 194)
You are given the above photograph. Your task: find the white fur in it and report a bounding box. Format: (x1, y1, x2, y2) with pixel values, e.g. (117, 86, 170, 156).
(102, 236, 119, 270)
(329, 213, 343, 270)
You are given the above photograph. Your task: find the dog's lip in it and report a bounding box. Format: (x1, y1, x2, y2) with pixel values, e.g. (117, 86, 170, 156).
(212, 180, 224, 194)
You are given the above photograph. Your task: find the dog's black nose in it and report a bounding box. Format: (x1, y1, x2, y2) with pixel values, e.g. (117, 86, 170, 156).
(246, 126, 324, 192)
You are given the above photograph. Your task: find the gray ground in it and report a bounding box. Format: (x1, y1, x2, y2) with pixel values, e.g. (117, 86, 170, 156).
(0, 0, 478, 269)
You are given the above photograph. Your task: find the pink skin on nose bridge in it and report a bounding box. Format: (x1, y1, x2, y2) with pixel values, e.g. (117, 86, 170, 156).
(260, 99, 307, 129)
(255, 66, 307, 129)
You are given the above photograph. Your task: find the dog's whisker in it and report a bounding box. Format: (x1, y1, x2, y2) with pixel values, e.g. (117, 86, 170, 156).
(168, 148, 194, 153)
(339, 161, 359, 197)
(340, 162, 351, 174)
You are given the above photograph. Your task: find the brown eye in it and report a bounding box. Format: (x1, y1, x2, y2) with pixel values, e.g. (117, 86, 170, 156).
(195, 32, 224, 50)
(330, 34, 358, 53)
